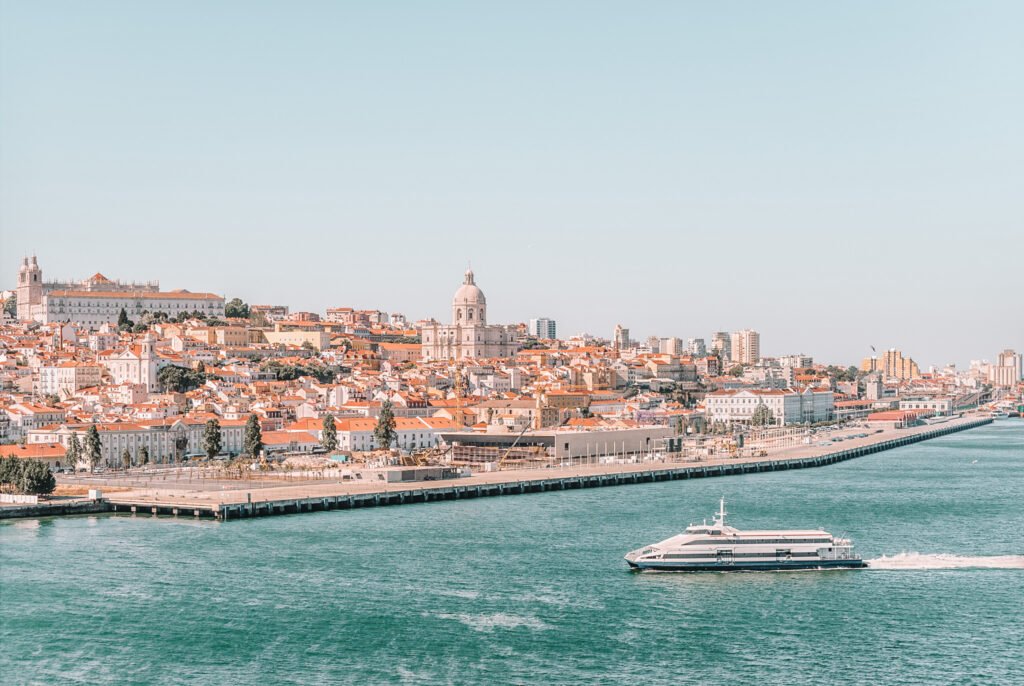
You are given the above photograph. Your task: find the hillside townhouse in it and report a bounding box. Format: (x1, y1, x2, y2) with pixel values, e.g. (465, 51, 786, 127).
(474, 398, 559, 429)
(35, 361, 103, 397)
(4, 403, 67, 440)
(334, 416, 457, 452)
(261, 430, 321, 454)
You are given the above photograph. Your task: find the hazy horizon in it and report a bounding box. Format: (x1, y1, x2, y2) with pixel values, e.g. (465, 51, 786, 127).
(2, 2, 1021, 368)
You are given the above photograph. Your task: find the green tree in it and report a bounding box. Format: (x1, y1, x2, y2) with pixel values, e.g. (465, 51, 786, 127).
(321, 415, 338, 452)
(751, 403, 775, 427)
(17, 459, 56, 495)
(225, 298, 250, 319)
(117, 308, 134, 331)
(729, 365, 745, 377)
(121, 448, 133, 469)
(203, 419, 223, 459)
(138, 445, 150, 466)
(3, 295, 16, 319)
(173, 435, 189, 463)
(64, 433, 82, 471)
(0, 456, 54, 495)
(260, 360, 336, 384)
(0, 456, 20, 487)
(157, 365, 206, 392)
(243, 414, 263, 458)
(84, 425, 103, 472)
(373, 400, 397, 452)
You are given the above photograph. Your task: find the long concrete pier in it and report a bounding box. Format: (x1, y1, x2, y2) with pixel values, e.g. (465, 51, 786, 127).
(1, 416, 994, 521)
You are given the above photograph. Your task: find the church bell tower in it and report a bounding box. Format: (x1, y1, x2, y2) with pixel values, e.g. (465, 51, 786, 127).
(16, 256, 43, 321)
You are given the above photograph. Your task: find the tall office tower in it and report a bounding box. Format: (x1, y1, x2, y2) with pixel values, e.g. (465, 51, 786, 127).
(528, 317, 557, 340)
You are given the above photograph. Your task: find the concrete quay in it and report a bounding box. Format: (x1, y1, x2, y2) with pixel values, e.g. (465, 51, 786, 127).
(88, 415, 992, 522)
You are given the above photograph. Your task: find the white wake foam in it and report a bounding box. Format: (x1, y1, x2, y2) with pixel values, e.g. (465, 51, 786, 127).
(437, 612, 551, 632)
(867, 552, 1024, 570)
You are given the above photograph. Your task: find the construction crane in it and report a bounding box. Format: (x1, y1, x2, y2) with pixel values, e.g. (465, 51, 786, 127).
(496, 422, 534, 470)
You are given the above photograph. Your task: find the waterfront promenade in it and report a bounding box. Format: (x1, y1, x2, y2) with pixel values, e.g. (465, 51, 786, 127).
(1, 415, 994, 520)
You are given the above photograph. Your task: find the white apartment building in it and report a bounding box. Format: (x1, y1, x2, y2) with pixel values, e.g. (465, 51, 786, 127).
(730, 329, 761, 365)
(687, 338, 707, 356)
(777, 354, 813, 368)
(4, 404, 68, 441)
(704, 388, 834, 426)
(660, 337, 683, 355)
(35, 362, 103, 397)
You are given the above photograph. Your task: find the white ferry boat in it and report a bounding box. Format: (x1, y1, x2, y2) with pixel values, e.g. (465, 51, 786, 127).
(624, 499, 866, 571)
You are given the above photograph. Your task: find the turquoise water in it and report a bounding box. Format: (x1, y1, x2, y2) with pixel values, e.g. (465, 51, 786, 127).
(2, 421, 1022, 685)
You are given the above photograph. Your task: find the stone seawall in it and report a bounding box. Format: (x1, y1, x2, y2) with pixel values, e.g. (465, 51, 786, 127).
(2, 416, 995, 522)
(0, 499, 110, 520)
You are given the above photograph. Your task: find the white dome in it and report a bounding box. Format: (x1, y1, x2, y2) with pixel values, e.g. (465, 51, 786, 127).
(452, 269, 486, 305)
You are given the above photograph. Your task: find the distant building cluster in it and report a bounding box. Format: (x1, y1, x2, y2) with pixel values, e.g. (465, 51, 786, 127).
(861, 348, 921, 381)
(2, 254, 1020, 472)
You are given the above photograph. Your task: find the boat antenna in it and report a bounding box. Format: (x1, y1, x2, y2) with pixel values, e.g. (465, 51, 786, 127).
(715, 497, 727, 525)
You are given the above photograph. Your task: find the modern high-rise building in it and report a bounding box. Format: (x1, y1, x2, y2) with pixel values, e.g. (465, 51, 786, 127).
(528, 317, 557, 340)
(686, 338, 706, 356)
(990, 349, 1022, 387)
(730, 329, 761, 365)
(613, 324, 630, 350)
(711, 331, 731, 360)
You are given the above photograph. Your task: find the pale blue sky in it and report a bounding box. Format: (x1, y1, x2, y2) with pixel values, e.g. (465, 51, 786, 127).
(2, 1, 1021, 368)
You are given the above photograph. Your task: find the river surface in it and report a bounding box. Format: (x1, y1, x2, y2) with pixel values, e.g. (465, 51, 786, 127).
(2, 420, 1022, 685)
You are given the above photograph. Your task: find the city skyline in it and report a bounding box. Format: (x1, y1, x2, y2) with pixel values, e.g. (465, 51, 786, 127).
(3, 2, 1022, 368)
(3, 252, 1018, 372)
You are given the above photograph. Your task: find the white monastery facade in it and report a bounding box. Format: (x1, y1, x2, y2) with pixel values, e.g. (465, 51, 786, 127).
(16, 256, 225, 328)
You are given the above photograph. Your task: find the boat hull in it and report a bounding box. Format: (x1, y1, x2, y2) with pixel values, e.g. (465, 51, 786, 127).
(627, 559, 867, 572)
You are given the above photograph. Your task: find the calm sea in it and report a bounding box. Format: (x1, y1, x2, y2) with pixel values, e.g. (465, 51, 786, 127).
(2, 421, 1022, 685)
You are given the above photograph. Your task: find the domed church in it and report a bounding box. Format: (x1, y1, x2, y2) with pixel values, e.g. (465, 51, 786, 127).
(421, 269, 520, 361)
